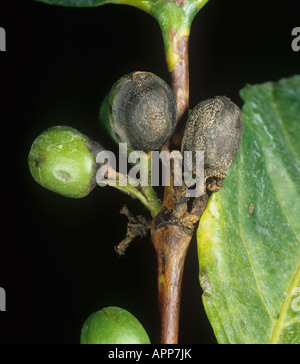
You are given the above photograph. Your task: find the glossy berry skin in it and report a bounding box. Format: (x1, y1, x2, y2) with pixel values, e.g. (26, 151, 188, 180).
(80, 306, 151, 344)
(28, 126, 102, 198)
(106, 71, 177, 153)
(181, 96, 243, 178)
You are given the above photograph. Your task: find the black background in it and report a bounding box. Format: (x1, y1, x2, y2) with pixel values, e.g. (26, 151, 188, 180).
(0, 0, 299, 344)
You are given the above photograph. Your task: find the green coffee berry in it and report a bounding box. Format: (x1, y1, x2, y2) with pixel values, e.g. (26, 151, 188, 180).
(103, 71, 177, 153)
(181, 96, 243, 178)
(80, 306, 151, 344)
(28, 126, 102, 198)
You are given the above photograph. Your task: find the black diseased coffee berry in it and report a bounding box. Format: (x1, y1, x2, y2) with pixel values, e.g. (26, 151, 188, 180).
(181, 96, 243, 178)
(108, 71, 177, 153)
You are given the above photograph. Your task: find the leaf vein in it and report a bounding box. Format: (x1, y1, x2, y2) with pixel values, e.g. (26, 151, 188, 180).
(270, 263, 300, 343)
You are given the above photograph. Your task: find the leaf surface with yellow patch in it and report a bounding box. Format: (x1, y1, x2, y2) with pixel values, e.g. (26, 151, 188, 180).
(197, 75, 300, 344)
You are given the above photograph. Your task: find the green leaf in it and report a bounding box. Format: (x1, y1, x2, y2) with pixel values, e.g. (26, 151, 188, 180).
(33, 0, 152, 13)
(33, 0, 208, 14)
(197, 75, 300, 344)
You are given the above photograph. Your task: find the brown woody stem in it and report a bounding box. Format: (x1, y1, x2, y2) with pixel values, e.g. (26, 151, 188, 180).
(171, 33, 190, 124)
(151, 193, 208, 344)
(168, 32, 190, 149)
(151, 220, 192, 344)
(151, 24, 192, 345)
(151, 6, 205, 343)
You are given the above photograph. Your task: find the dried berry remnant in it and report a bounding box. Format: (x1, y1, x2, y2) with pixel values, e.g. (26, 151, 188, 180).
(108, 71, 177, 152)
(181, 96, 243, 178)
(249, 202, 255, 215)
(28, 126, 103, 198)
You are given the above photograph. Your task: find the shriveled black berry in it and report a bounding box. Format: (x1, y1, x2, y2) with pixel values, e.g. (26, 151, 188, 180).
(181, 96, 243, 178)
(108, 71, 177, 152)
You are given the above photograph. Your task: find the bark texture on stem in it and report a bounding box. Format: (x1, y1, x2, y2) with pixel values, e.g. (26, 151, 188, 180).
(152, 191, 209, 343)
(170, 32, 190, 123)
(168, 32, 190, 149)
(151, 218, 192, 344)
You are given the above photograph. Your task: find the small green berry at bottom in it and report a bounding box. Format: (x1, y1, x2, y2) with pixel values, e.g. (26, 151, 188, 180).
(80, 306, 151, 344)
(28, 126, 100, 198)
